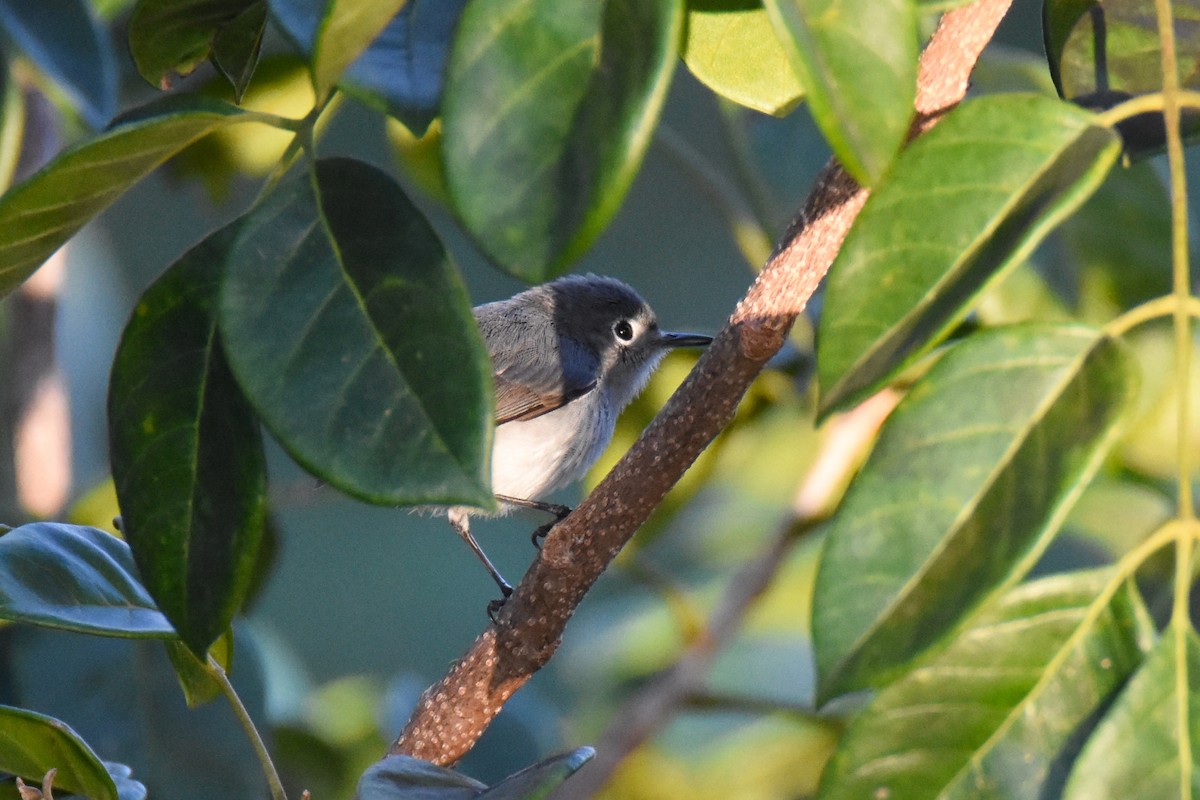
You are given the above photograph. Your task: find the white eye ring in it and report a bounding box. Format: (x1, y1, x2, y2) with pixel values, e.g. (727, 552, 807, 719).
(614, 320, 635, 342)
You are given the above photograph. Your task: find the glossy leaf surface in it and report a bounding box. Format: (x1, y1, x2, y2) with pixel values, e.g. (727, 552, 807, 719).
(355, 748, 595, 799)
(819, 569, 1152, 799)
(128, 0, 258, 89)
(0, 96, 251, 300)
(813, 325, 1137, 700)
(682, 0, 804, 116)
(818, 94, 1121, 412)
(763, 0, 916, 184)
(270, 0, 467, 133)
(0, 706, 118, 800)
(442, 0, 681, 280)
(220, 158, 493, 507)
(0, 0, 116, 127)
(109, 225, 268, 657)
(1064, 625, 1200, 799)
(478, 747, 595, 799)
(0, 523, 174, 637)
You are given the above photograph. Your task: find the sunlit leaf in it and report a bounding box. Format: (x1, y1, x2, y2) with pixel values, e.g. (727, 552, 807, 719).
(219, 157, 493, 507)
(269, 0, 468, 134)
(762, 0, 916, 184)
(818, 94, 1121, 412)
(819, 569, 1153, 799)
(0, 96, 255, 300)
(813, 325, 1138, 700)
(1064, 624, 1200, 799)
(109, 224, 267, 657)
(442, 0, 682, 280)
(312, 0, 409, 101)
(682, 0, 804, 116)
(0, 706, 118, 800)
(0, 523, 174, 638)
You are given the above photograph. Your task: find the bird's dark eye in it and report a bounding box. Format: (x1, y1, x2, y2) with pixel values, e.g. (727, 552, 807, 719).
(614, 320, 634, 342)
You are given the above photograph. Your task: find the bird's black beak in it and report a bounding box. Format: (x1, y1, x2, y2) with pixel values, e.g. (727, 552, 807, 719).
(659, 331, 713, 349)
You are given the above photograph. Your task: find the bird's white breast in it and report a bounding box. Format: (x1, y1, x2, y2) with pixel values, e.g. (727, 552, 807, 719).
(489, 391, 615, 507)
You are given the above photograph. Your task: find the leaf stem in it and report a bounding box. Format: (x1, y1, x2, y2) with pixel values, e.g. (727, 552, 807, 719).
(1106, 295, 1200, 338)
(208, 655, 288, 800)
(1095, 89, 1200, 128)
(1152, 0, 1196, 789)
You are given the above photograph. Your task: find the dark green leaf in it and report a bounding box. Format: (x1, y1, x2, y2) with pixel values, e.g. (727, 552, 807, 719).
(813, 325, 1138, 700)
(819, 569, 1153, 799)
(0, 0, 116, 128)
(1045, 0, 1200, 155)
(441, 0, 682, 280)
(818, 94, 1121, 412)
(219, 157, 493, 507)
(0, 523, 175, 637)
(1064, 624, 1200, 799)
(212, 1, 268, 102)
(269, 0, 468, 134)
(762, 0, 917, 185)
(682, 0, 804, 116)
(0, 96, 253, 300)
(0, 705, 118, 800)
(3, 626, 267, 800)
(355, 755, 484, 799)
(109, 224, 267, 657)
(478, 747, 596, 799)
(312, 0, 409, 101)
(128, 0, 257, 89)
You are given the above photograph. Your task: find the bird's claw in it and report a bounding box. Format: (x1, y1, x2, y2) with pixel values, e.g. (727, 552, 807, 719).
(487, 584, 514, 622)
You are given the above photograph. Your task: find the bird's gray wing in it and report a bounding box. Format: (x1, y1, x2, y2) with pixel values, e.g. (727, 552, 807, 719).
(477, 303, 599, 424)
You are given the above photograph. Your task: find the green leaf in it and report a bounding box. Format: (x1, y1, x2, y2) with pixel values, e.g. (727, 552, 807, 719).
(163, 634, 229, 707)
(1064, 624, 1200, 799)
(442, 0, 682, 280)
(312, 0, 409, 101)
(1044, 0, 1200, 156)
(478, 747, 596, 799)
(355, 756, 484, 799)
(0, 52, 25, 195)
(0, 95, 253, 301)
(212, 1, 269, 102)
(219, 157, 493, 507)
(813, 324, 1138, 701)
(128, 0, 257, 87)
(762, 0, 917, 185)
(355, 748, 595, 799)
(0, 0, 116, 128)
(0, 523, 175, 638)
(818, 569, 1153, 800)
(0, 706, 118, 800)
(817, 94, 1121, 413)
(682, 0, 804, 117)
(108, 224, 267, 658)
(269, 0, 467, 135)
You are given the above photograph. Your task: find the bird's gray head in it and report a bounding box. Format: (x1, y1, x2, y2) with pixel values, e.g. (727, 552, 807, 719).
(540, 274, 711, 407)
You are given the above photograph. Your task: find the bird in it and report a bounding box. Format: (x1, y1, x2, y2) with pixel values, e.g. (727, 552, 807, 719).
(448, 273, 712, 601)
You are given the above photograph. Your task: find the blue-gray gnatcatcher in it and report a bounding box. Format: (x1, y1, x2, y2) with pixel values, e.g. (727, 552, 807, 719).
(449, 273, 712, 598)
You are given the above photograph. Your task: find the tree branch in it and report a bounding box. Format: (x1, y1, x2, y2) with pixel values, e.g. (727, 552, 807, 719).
(390, 0, 1013, 765)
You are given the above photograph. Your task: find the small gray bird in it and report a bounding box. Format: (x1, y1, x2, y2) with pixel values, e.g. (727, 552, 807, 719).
(449, 273, 711, 599)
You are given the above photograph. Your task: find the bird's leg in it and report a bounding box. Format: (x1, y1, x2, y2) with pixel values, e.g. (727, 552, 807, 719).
(448, 508, 513, 608)
(495, 494, 573, 547)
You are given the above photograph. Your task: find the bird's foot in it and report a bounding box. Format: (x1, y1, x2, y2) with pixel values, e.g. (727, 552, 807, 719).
(487, 583, 514, 622)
